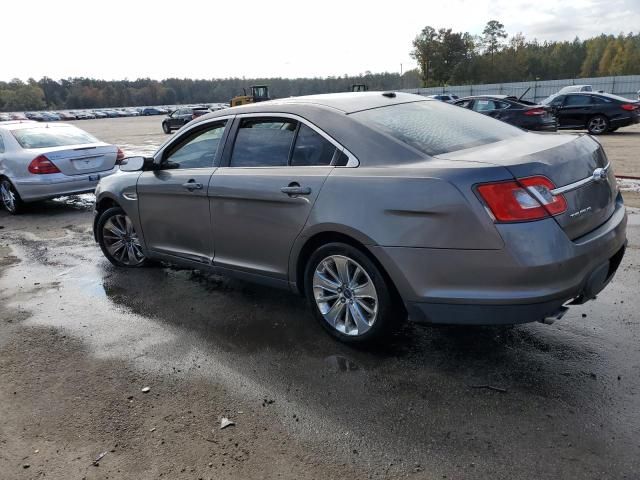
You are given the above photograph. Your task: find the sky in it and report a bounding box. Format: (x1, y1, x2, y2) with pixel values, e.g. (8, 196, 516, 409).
(4, 0, 640, 81)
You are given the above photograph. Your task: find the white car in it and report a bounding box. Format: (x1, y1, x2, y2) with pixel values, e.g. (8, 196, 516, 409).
(0, 121, 122, 214)
(557, 85, 593, 94)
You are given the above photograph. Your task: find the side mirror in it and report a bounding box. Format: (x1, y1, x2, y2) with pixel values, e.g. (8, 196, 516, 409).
(119, 156, 154, 172)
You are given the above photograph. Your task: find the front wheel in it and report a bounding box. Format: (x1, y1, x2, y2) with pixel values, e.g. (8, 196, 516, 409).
(304, 242, 404, 344)
(0, 178, 24, 214)
(587, 115, 609, 135)
(97, 207, 148, 267)
(162, 122, 171, 134)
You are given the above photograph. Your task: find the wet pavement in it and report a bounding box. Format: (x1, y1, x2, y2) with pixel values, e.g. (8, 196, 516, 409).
(0, 200, 639, 479)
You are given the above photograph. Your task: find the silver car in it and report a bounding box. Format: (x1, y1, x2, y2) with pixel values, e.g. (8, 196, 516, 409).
(0, 121, 122, 213)
(93, 92, 627, 344)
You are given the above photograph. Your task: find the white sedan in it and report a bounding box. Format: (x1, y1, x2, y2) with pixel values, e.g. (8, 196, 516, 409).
(0, 121, 123, 214)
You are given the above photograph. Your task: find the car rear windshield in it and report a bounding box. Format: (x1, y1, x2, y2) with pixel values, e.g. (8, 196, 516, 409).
(351, 100, 524, 156)
(11, 125, 99, 149)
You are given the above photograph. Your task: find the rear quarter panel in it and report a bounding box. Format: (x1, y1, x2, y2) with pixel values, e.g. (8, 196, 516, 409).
(299, 160, 511, 250)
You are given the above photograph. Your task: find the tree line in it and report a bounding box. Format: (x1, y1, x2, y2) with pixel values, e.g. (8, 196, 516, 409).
(411, 21, 640, 86)
(2, 21, 639, 111)
(0, 73, 420, 112)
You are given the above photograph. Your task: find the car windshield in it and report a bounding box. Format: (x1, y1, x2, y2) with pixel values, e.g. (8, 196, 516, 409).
(11, 125, 99, 149)
(351, 100, 524, 156)
(541, 94, 559, 105)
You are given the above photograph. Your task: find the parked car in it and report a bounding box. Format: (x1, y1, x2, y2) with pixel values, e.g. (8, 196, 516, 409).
(142, 107, 164, 116)
(58, 112, 77, 121)
(41, 112, 61, 121)
(79, 111, 97, 120)
(542, 92, 640, 134)
(10, 113, 28, 121)
(162, 107, 211, 133)
(25, 112, 44, 121)
(453, 95, 557, 131)
(0, 122, 123, 214)
(93, 92, 626, 344)
(0, 113, 10, 122)
(426, 94, 459, 102)
(557, 85, 593, 94)
(93, 111, 108, 119)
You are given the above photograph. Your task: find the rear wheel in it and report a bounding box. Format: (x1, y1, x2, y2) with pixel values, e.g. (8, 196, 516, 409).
(0, 178, 24, 214)
(304, 242, 403, 344)
(97, 207, 148, 267)
(162, 122, 171, 134)
(587, 115, 609, 135)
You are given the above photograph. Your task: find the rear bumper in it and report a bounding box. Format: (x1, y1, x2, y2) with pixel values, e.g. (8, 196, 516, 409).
(372, 196, 627, 325)
(610, 114, 640, 129)
(13, 167, 118, 202)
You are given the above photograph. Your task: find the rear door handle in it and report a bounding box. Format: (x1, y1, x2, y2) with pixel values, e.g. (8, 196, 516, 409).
(281, 184, 311, 196)
(182, 180, 203, 191)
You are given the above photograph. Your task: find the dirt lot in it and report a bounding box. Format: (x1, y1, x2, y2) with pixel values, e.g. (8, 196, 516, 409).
(1, 117, 640, 479)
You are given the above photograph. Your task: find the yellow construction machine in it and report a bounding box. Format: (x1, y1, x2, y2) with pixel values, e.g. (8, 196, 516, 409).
(230, 85, 270, 107)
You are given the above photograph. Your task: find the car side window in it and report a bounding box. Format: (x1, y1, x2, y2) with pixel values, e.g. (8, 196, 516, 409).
(564, 95, 592, 107)
(291, 124, 336, 166)
(592, 96, 611, 104)
(163, 121, 226, 169)
(455, 100, 473, 108)
(473, 99, 502, 112)
(230, 118, 297, 167)
(548, 95, 565, 107)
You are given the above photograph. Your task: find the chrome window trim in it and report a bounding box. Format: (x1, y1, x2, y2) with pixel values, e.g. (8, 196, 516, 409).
(550, 163, 610, 196)
(235, 112, 360, 167)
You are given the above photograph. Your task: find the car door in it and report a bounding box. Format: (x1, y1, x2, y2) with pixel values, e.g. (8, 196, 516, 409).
(137, 119, 229, 264)
(209, 115, 339, 281)
(560, 94, 594, 127)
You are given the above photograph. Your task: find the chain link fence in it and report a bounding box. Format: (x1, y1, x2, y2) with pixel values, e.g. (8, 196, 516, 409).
(401, 75, 640, 103)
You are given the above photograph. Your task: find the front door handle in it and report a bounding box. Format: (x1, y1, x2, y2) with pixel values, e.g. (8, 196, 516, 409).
(182, 180, 203, 191)
(281, 183, 311, 196)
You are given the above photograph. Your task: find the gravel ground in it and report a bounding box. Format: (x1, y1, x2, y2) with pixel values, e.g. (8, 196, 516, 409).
(0, 116, 639, 479)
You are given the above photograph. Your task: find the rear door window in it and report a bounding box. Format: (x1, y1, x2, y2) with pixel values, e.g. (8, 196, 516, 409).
(473, 99, 507, 112)
(291, 124, 336, 166)
(564, 95, 593, 107)
(230, 118, 297, 167)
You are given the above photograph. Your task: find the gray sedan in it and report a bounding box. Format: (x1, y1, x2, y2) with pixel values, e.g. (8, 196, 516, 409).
(0, 121, 122, 213)
(93, 92, 627, 344)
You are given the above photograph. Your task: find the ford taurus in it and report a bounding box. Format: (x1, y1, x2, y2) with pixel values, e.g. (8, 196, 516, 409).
(93, 92, 627, 344)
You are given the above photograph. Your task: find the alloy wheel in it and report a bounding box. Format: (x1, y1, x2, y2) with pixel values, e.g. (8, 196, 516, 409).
(588, 116, 607, 134)
(102, 214, 146, 266)
(312, 255, 378, 336)
(0, 181, 16, 213)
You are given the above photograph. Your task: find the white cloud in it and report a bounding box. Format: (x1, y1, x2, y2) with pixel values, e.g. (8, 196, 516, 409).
(3, 0, 639, 81)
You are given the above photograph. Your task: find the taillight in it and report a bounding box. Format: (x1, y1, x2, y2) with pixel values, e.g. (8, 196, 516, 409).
(476, 176, 567, 223)
(620, 104, 639, 111)
(524, 108, 546, 116)
(28, 155, 61, 174)
(116, 148, 125, 164)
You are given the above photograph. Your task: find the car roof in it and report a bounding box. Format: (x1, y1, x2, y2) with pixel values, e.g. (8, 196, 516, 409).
(202, 92, 428, 121)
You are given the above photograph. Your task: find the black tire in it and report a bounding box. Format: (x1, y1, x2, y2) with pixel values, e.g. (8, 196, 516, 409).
(0, 178, 24, 214)
(97, 207, 149, 268)
(587, 114, 609, 135)
(162, 122, 171, 134)
(304, 242, 404, 344)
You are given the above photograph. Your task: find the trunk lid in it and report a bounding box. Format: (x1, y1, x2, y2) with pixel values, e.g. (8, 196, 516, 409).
(437, 133, 616, 240)
(38, 144, 117, 176)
